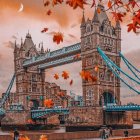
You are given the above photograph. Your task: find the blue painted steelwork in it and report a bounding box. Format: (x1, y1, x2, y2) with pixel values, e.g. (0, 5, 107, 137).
(23, 43, 81, 68)
(97, 47, 140, 94)
(0, 74, 15, 108)
(105, 105, 140, 112)
(119, 52, 140, 81)
(31, 108, 69, 119)
(0, 108, 5, 115)
(38, 54, 81, 69)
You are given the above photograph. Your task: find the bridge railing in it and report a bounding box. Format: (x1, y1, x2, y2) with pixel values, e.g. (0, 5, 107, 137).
(23, 43, 81, 67)
(105, 105, 140, 112)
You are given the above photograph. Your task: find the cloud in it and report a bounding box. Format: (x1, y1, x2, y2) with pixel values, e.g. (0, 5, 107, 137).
(3, 41, 15, 49)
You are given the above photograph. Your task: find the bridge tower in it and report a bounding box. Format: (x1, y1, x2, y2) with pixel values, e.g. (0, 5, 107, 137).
(80, 4, 121, 106)
(14, 33, 45, 109)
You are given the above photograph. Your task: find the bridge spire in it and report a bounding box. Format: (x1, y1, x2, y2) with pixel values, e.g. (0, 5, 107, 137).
(40, 42, 44, 54)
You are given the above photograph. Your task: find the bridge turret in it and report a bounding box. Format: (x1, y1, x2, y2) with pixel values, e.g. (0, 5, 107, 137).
(115, 20, 121, 53)
(80, 10, 86, 37)
(40, 43, 45, 54)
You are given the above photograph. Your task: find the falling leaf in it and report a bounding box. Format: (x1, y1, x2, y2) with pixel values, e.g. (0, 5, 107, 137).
(97, 7, 101, 14)
(127, 23, 140, 33)
(57, 92, 65, 97)
(27, 119, 35, 124)
(40, 135, 48, 140)
(80, 70, 97, 83)
(44, 0, 50, 6)
(62, 71, 69, 79)
(41, 28, 48, 33)
(53, 32, 63, 44)
(111, 12, 124, 22)
(70, 79, 73, 86)
(46, 10, 52, 15)
(52, 0, 63, 6)
(108, 0, 112, 8)
(54, 74, 59, 80)
(73, 54, 80, 60)
(66, 0, 87, 9)
(19, 135, 30, 140)
(44, 99, 54, 108)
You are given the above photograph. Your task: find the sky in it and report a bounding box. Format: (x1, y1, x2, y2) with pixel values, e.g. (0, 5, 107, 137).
(0, 0, 140, 104)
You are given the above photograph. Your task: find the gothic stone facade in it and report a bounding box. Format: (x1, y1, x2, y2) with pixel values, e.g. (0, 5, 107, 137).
(14, 33, 68, 109)
(81, 4, 121, 106)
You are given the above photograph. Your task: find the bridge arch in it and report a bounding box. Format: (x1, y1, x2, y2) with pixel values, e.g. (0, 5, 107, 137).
(30, 99, 39, 109)
(99, 90, 116, 106)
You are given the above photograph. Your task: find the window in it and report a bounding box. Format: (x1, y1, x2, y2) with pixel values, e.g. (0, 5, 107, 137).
(32, 84, 37, 92)
(86, 25, 91, 32)
(105, 38, 107, 44)
(32, 74, 36, 82)
(105, 28, 107, 34)
(86, 37, 91, 44)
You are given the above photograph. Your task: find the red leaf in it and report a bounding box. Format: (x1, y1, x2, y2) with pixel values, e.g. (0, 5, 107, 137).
(46, 10, 52, 15)
(41, 28, 48, 33)
(44, 0, 50, 6)
(53, 32, 63, 44)
(54, 74, 59, 80)
(66, 0, 87, 9)
(70, 79, 73, 86)
(111, 12, 124, 22)
(62, 71, 69, 80)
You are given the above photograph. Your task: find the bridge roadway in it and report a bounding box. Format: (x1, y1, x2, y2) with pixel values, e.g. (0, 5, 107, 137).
(31, 105, 140, 119)
(23, 43, 81, 69)
(1, 105, 140, 118)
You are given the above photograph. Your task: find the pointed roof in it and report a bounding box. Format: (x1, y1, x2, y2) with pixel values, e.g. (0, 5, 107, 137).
(23, 32, 34, 52)
(81, 10, 86, 27)
(40, 43, 45, 54)
(81, 10, 85, 24)
(14, 40, 17, 53)
(92, 8, 99, 23)
(93, 3, 109, 24)
(115, 20, 121, 29)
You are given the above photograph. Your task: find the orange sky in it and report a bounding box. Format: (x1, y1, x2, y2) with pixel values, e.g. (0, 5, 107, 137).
(0, 0, 140, 104)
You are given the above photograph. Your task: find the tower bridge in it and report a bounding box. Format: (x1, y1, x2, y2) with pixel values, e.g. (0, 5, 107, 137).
(1, 3, 140, 130)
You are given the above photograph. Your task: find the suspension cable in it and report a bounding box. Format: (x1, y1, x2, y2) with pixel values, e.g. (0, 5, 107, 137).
(97, 47, 140, 94)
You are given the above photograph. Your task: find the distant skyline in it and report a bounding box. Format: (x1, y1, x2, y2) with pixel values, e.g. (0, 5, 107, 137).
(0, 0, 140, 104)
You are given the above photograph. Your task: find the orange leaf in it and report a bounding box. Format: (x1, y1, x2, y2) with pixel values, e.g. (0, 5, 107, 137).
(66, 0, 87, 9)
(73, 54, 80, 60)
(19, 135, 30, 140)
(62, 71, 69, 80)
(97, 7, 101, 14)
(53, 32, 63, 44)
(108, 0, 112, 8)
(44, 99, 54, 108)
(54, 74, 59, 80)
(40, 135, 48, 140)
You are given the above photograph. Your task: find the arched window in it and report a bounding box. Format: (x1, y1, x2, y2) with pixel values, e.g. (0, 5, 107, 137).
(105, 70, 111, 81)
(105, 28, 107, 34)
(86, 25, 91, 32)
